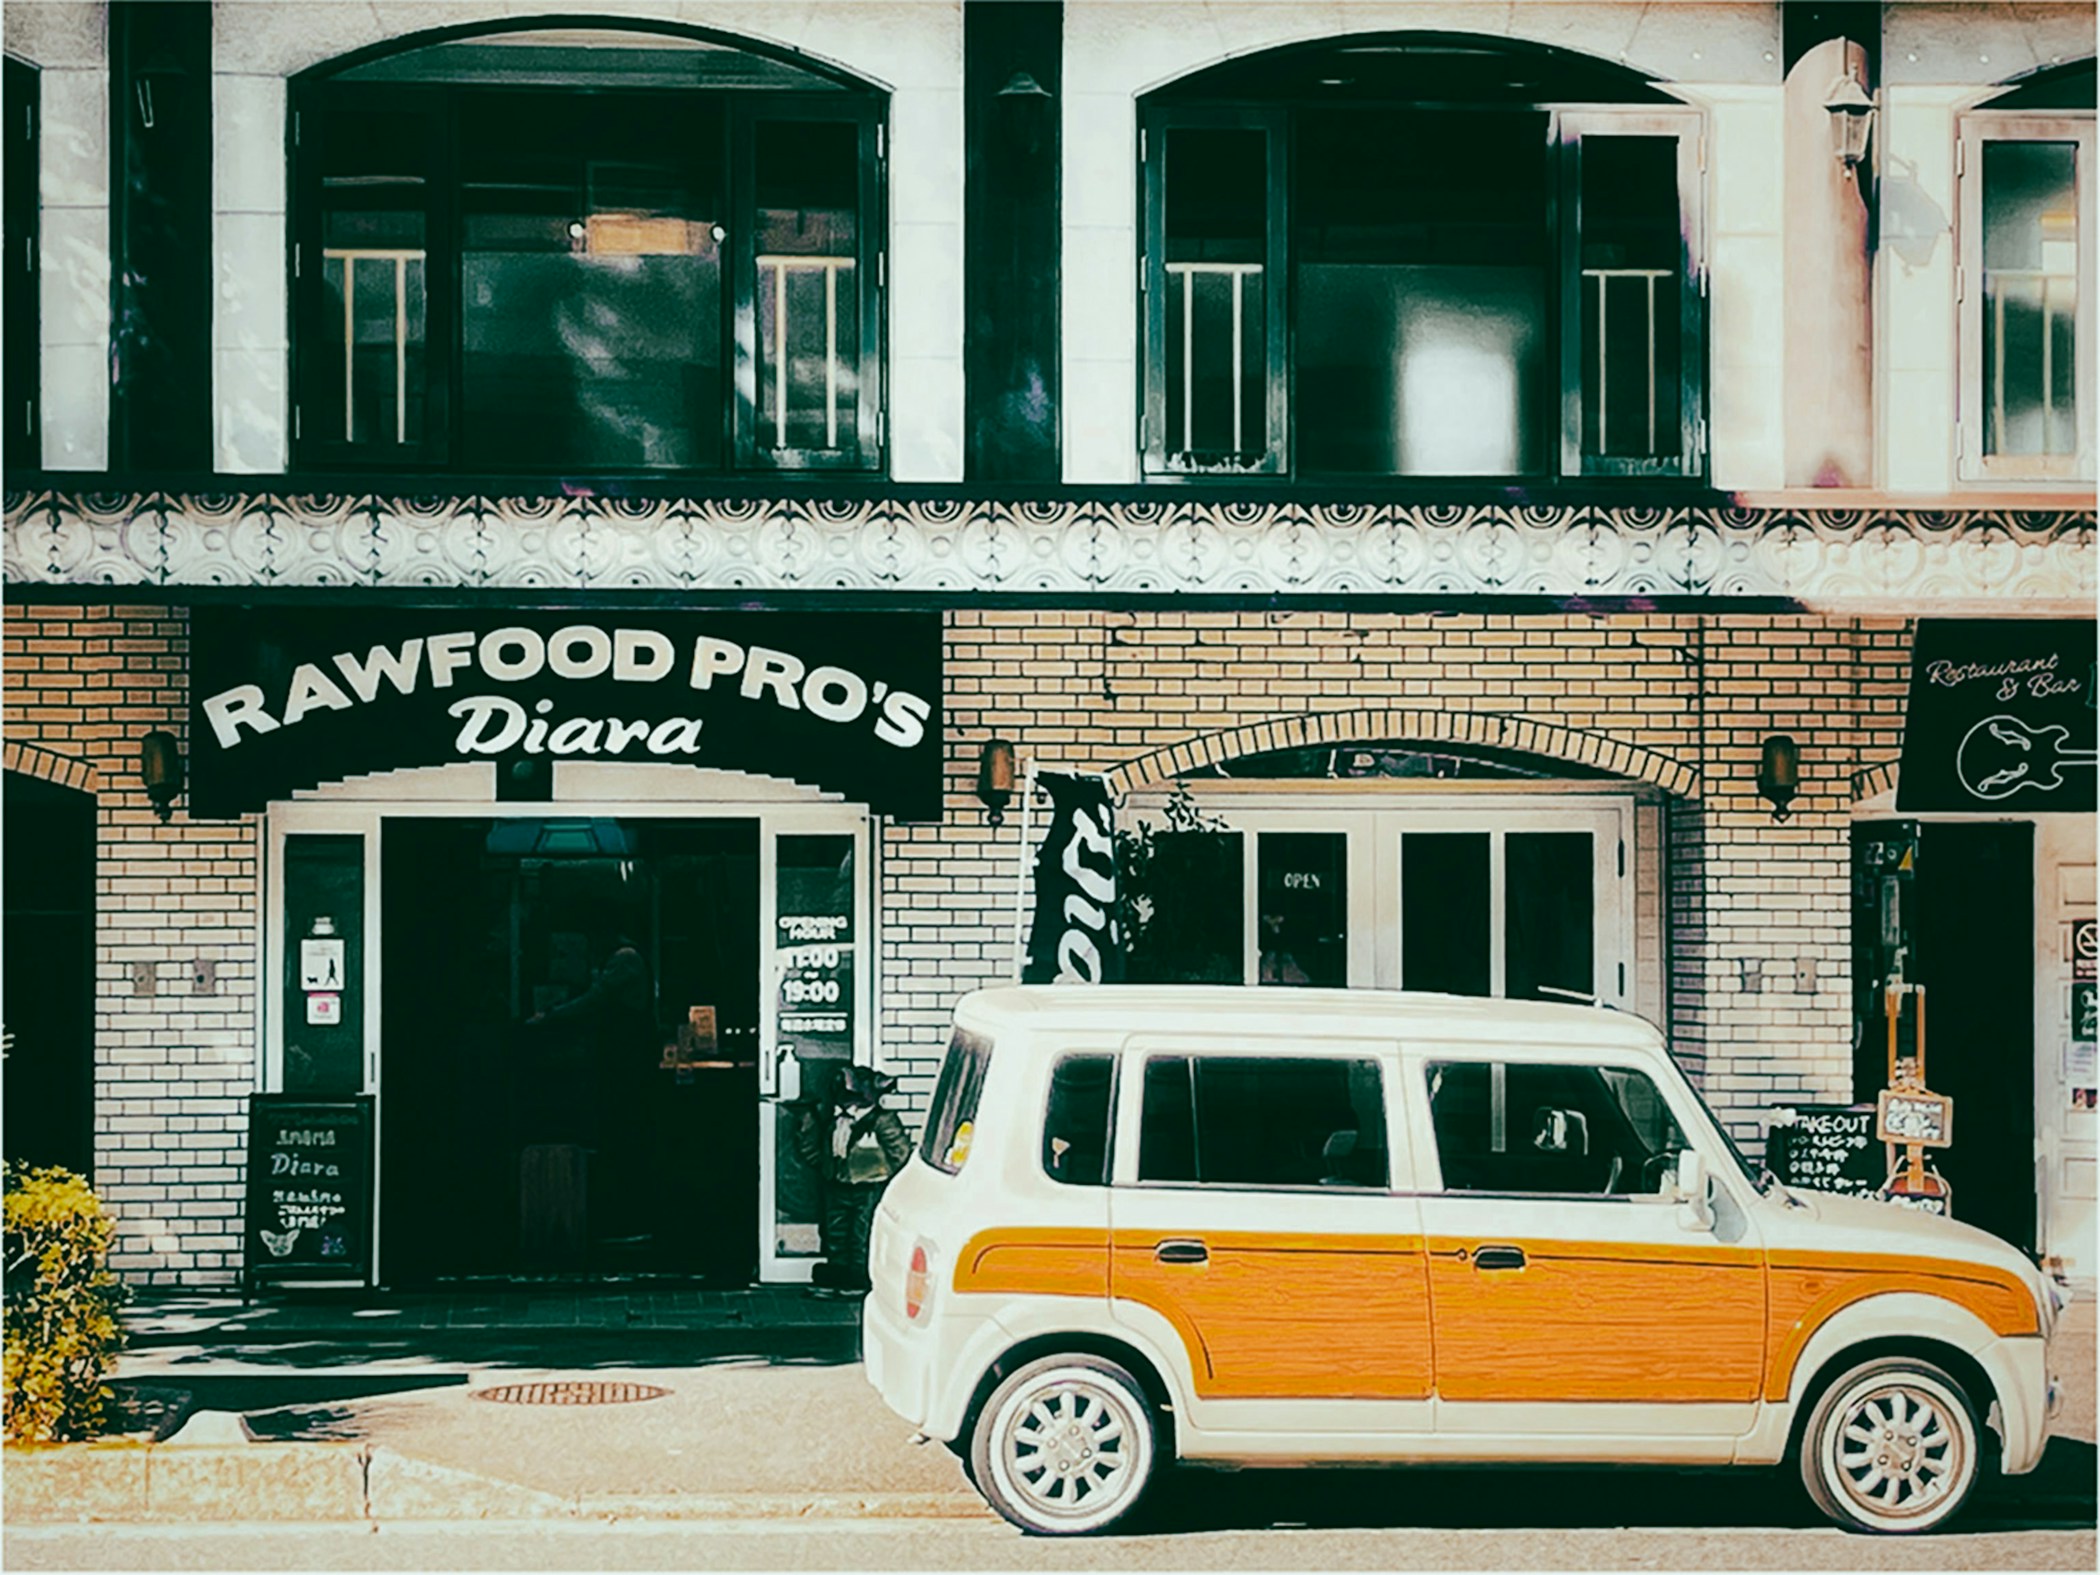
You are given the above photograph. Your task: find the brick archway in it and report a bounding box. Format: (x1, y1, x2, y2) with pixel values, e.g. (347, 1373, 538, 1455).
(1107, 709, 1698, 798)
(2, 741, 100, 797)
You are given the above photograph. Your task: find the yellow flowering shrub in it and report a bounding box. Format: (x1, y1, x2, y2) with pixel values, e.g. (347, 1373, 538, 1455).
(3, 1166, 128, 1443)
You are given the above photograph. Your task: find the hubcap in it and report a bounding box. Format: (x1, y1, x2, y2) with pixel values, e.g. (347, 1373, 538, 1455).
(1831, 1383, 1966, 1522)
(999, 1379, 1137, 1520)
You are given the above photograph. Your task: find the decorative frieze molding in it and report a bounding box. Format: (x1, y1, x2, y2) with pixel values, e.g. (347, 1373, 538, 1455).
(4, 492, 2091, 606)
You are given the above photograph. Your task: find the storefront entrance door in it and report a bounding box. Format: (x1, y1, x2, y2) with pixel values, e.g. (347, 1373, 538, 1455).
(379, 818, 760, 1285)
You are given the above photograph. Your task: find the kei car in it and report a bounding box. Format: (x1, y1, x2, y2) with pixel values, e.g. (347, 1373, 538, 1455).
(863, 986, 2066, 1536)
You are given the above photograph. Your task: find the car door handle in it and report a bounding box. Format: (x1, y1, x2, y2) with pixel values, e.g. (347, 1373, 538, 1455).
(1154, 1239, 1209, 1265)
(1473, 1245, 1527, 1271)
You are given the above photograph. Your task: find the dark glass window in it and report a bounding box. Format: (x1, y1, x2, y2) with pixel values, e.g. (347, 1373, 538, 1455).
(1574, 135, 1685, 468)
(1425, 1060, 1685, 1196)
(1399, 832, 1490, 996)
(922, 1025, 993, 1175)
(1504, 831, 1595, 1003)
(1138, 1054, 1387, 1189)
(1257, 831, 1346, 986)
(1125, 829, 1244, 984)
(4, 58, 39, 471)
(1981, 140, 2079, 460)
(1141, 97, 1701, 481)
(1042, 1054, 1115, 1187)
(283, 835, 365, 1094)
(294, 73, 882, 474)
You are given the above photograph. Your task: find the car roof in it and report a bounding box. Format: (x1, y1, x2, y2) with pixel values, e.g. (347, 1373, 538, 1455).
(953, 985, 1665, 1053)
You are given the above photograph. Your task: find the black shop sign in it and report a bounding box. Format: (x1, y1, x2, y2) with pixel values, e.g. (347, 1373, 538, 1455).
(191, 611, 943, 820)
(1765, 1105, 1883, 1199)
(244, 1096, 374, 1288)
(1897, 620, 2096, 813)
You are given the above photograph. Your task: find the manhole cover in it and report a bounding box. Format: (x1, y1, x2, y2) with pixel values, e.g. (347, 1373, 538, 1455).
(471, 1382, 670, 1407)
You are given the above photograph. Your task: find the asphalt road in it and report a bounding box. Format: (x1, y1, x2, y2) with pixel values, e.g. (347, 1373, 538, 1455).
(8, 1516, 2096, 1572)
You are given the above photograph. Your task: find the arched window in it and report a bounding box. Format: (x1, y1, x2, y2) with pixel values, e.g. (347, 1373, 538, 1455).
(291, 27, 884, 475)
(1139, 37, 1704, 482)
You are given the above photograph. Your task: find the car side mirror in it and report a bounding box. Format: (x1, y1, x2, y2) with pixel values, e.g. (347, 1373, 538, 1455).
(1531, 1107, 1589, 1155)
(1673, 1149, 1714, 1232)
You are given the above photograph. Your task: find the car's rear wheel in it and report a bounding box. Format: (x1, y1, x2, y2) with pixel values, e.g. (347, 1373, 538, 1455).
(970, 1354, 1157, 1536)
(1800, 1357, 1981, 1534)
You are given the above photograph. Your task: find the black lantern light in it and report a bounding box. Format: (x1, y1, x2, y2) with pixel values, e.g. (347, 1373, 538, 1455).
(139, 729, 184, 822)
(1825, 72, 1876, 172)
(1758, 734, 1801, 822)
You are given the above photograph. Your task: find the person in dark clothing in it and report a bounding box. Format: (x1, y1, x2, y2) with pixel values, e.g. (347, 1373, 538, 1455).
(794, 1063, 911, 1296)
(528, 939, 657, 1243)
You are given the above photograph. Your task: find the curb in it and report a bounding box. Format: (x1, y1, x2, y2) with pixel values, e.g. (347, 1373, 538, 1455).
(3, 1443, 989, 1525)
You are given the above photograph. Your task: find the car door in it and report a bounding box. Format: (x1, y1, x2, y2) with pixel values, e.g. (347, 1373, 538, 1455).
(1409, 1050, 1767, 1424)
(1106, 1039, 1433, 1406)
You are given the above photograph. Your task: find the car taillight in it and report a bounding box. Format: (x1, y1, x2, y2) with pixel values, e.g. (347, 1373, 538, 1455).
(905, 1242, 931, 1323)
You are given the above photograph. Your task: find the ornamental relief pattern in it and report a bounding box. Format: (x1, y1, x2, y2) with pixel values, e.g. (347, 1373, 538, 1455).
(3, 492, 2091, 604)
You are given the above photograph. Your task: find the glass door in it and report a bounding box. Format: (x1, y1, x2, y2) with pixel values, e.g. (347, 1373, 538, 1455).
(758, 809, 874, 1282)
(1121, 790, 1635, 1010)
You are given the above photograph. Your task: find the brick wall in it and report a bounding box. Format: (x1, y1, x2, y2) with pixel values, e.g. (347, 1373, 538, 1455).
(882, 609, 1912, 1150)
(3, 604, 260, 1286)
(3, 600, 1913, 1285)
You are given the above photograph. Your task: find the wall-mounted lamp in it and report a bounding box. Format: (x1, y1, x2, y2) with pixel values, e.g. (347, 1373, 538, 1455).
(139, 729, 184, 823)
(1758, 734, 1801, 822)
(1824, 72, 1876, 171)
(995, 69, 1054, 100)
(976, 738, 1017, 827)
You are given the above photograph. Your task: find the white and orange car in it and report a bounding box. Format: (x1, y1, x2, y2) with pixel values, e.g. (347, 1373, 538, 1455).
(864, 986, 2066, 1537)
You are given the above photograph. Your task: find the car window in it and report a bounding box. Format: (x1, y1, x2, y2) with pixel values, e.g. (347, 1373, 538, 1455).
(1426, 1060, 1685, 1196)
(1042, 1054, 1115, 1187)
(1137, 1054, 1388, 1188)
(921, 1025, 993, 1174)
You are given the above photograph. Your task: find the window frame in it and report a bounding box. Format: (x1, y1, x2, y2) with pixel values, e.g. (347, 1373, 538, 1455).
(288, 78, 886, 477)
(1556, 109, 1707, 479)
(1957, 111, 2096, 484)
(1140, 103, 1289, 477)
(1136, 98, 1708, 483)
(1414, 1051, 1694, 1202)
(4, 56, 39, 472)
(730, 93, 885, 474)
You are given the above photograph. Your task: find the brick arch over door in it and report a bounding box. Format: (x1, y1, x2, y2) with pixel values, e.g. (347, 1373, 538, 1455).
(2, 740, 100, 797)
(1107, 710, 1699, 798)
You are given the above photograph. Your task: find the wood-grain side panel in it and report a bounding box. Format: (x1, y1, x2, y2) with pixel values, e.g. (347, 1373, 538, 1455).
(1763, 1250, 2039, 1400)
(1423, 1236, 1765, 1403)
(953, 1228, 1110, 1300)
(1111, 1231, 1434, 1401)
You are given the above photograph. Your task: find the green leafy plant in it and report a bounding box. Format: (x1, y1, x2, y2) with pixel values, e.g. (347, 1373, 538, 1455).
(1116, 783, 1242, 983)
(3, 1165, 128, 1443)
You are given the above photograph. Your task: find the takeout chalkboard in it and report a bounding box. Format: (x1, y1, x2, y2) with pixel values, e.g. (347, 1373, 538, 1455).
(1766, 1105, 1883, 1198)
(244, 1096, 374, 1287)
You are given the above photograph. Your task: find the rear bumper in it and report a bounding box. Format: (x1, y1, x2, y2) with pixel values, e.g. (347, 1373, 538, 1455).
(862, 1290, 935, 1434)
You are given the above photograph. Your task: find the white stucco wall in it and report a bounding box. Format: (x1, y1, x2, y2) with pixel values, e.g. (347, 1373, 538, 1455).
(1059, 0, 1788, 485)
(5, 0, 108, 471)
(207, 0, 966, 479)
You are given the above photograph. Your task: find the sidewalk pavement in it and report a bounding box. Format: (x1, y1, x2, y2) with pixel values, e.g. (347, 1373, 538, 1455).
(6, 1293, 2094, 1527)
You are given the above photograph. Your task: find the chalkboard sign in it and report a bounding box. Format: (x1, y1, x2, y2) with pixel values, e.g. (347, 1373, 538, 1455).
(1766, 1105, 1883, 1198)
(244, 1096, 374, 1287)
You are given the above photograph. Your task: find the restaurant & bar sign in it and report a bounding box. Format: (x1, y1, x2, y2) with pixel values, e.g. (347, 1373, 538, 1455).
(1898, 620, 2096, 813)
(191, 610, 943, 820)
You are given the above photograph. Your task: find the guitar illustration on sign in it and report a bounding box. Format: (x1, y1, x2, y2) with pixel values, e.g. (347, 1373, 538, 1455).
(1955, 714, 2099, 801)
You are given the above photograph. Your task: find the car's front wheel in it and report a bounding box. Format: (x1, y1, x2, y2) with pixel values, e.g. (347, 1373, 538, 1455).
(970, 1354, 1157, 1535)
(1800, 1356, 1982, 1534)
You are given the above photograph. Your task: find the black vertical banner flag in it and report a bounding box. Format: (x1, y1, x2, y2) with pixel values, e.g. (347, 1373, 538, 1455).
(1022, 773, 1125, 984)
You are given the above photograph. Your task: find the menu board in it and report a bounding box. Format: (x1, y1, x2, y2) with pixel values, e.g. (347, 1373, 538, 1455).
(244, 1096, 374, 1287)
(1765, 1105, 1883, 1198)
(775, 836, 857, 1087)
